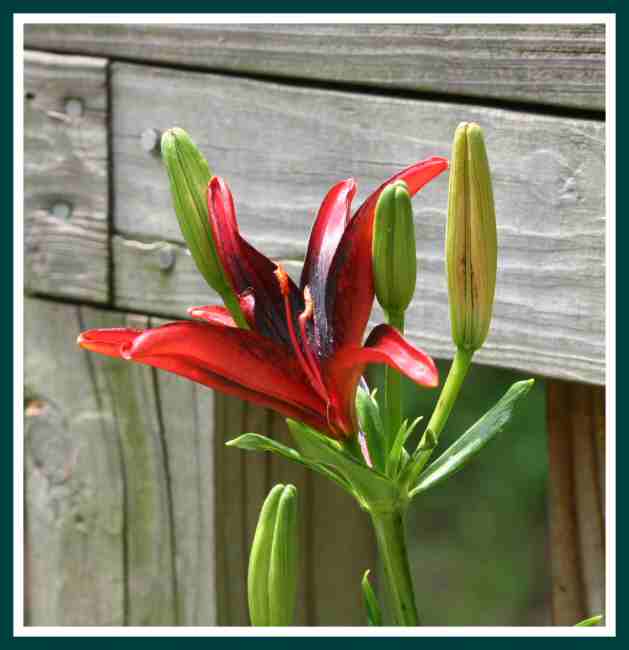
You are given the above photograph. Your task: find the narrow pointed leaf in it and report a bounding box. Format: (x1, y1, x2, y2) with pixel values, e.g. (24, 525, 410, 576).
(356, 386, 387, 473)
(227, 433, 353, 493)
(398, 428, 438, 490)
(361, 570, 383, 626)
(386, 416, 422, 478)
(287, 419, 397, 508)
(575, 615, 603, 627)
(410, 379, 534, 497)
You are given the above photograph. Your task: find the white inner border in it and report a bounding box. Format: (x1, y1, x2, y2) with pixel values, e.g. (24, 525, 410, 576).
(13, 12, 616, 638)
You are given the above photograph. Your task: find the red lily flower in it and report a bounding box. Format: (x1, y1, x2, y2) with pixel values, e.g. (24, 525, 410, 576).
(78, 158, 448, 439)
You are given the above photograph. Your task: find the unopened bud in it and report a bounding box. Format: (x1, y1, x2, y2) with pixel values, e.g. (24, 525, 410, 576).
(248, 484, 298, 626)
(446, 122, 497, 351)
(268, 484, 298, 626)
(372, 180, 417, 317)
(161, 128, 232, 297)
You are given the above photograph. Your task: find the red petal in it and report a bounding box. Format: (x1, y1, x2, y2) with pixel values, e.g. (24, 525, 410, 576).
(208, 176, 301, 344)
(300, 179, 356, 353)
(134, 353, 330, 433)
(122, 320, 327, 415)
(77, 328, 142, 357)
(78, 321, 331, 433)
(323, 324, 439, 435)
(325, 158, 449, 352)
(362, 324, 439, 388)
(187, 305, 237, 327)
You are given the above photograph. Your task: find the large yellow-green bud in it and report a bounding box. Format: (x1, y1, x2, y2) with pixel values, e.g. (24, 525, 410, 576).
(372, 180, 417, 318)
(161, 128, 232, 297)
(446, 122, 497, 351)
(248, 484, 298, 626)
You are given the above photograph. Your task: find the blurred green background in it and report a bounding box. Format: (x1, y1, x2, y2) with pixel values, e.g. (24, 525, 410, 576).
(371, 358, 550, 626)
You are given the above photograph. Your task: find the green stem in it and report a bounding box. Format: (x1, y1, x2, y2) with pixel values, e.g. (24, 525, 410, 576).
(408, 347, 473, 484)
(370, 508, 418, 626)
(384, 310, 405, 449)
(425, 347, 473, 440)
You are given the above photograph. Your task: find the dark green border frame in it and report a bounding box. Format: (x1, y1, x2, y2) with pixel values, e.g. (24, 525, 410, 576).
(6, 1, 620, 644)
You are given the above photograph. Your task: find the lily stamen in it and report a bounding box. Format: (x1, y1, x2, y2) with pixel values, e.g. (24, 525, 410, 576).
(275, 265, 329, 402)
(298, 286, 328, 399)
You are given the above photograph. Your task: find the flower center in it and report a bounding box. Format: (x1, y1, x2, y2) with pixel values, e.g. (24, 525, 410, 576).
(275, 265, 329, 403)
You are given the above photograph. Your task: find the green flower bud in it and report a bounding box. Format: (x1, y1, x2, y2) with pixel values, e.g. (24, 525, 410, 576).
(372, 180, 417, 317)
(446, 122, 497, 351)
(268, 484, 298, 626)
(247, 484, 298, 626)
(161, 128, 231, 297)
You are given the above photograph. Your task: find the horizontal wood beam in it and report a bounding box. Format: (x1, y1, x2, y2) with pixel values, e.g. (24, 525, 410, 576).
(109, 62, 605, 384)
(25, 23, 605, 110)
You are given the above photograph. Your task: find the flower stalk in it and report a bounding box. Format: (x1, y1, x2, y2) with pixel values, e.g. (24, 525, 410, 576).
(370, 508, 418, 626)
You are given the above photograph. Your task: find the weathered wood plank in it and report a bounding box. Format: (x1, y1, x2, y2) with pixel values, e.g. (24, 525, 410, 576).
(79, 308, 177, 625)
(547, 380, 605, 625)
(24, 297, 124, 625)
(110, 62, 605, 384)
(24, 51, 109, 303)
(308, 457, 376, 625)
(25, 24, 605, 110)
(214, 394, 250, 625)
(150, 316, 217, 625)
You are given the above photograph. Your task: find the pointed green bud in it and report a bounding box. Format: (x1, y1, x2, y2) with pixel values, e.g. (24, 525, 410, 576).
(268, 484, 298, 626)
(247, 484, 298, 626)
(247, 484, 284, 626)
(161, 128, 231, 297)
(372, 180, 417, 317)
(446, 122, 498, 351)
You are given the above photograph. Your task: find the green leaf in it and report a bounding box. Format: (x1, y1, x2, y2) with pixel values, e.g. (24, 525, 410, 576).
(386, 416, 422, 478)
(226, 433, 352, 493)
(575, 614, 603, 627)
(286, 420, 398, 508)
(361, 569, 383, 626)
(356, 386, 387, 473)
(397, 427, 438, 491)
(410, 379, 534, 497)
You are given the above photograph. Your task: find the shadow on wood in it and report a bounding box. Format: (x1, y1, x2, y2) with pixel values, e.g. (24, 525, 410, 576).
(547, 380, 605, 625)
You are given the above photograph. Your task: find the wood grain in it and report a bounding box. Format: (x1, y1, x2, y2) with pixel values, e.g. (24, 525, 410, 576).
(25, 23, 605, 110)
(547, 380, 605, 625)
(152, 316, 217, 625)
(24, 298, 221, 626)
(110, 62, 605, 384)
(24, 51, 109, 303)
(24, 297, 124, 625)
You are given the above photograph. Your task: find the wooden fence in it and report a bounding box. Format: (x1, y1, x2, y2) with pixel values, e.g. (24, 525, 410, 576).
(22, 23, 606, 626)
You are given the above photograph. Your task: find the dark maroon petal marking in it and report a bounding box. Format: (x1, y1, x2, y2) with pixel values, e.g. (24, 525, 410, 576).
(325, 158, 449, 356)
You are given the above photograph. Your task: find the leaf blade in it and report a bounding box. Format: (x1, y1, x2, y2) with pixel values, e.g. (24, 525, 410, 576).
(410, 379, 534, 497)
(226, 433, 353, 493)
(361, 569, 383, 626)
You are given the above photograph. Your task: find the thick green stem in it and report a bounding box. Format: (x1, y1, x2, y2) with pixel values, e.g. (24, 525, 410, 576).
(370, 509, 418, 626)
(384, 310, 405, 449)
